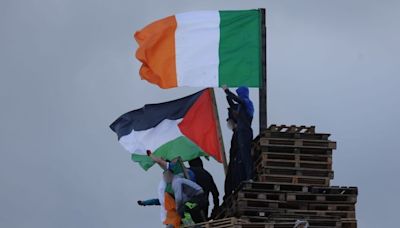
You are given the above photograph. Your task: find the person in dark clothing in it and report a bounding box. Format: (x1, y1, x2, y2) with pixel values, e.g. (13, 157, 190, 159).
(223, 114, 243, 200)
(223, 86, 254, 182)
(188, 158, 220, 220)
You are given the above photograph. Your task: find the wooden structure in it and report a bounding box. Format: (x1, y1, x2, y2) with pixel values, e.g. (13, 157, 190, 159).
(186, 125, 358, 228)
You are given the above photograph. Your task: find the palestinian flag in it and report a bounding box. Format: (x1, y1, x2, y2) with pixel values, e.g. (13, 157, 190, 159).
(134, 9, 262, 89)
(110, 89, 222, 170)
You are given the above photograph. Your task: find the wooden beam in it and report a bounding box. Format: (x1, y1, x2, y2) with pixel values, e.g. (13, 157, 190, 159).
(259, 8, 268, 133)
(210, 88, 228, 175)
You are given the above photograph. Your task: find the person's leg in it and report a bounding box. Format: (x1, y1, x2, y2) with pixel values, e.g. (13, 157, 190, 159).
(197, 195, 208, 222)
(203, 203, 209, 220)
(237, 131, 254, 181)
(187, 195, 207, 223)
(224, 161, 233, 198)
(194, 196, 209, 220)
(242, 146, 253, 180)
(232, 160, 244, 190)
(188, 207, 203, 223)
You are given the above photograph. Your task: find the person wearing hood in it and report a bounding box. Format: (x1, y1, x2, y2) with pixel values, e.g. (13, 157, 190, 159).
(223, 86, 254, 182)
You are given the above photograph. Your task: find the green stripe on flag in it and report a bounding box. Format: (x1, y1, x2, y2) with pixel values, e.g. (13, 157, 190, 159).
(218, 10, 261, 87)
(131, 136, 207, 170)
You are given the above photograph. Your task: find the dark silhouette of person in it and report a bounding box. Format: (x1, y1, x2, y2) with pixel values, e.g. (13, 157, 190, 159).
(223, 86, 254, 184)
(188, 158, 220, 219)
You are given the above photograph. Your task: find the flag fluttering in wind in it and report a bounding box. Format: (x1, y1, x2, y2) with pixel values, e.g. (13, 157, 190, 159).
(135, 10, 262, 88)
(110, 89, 222, 170)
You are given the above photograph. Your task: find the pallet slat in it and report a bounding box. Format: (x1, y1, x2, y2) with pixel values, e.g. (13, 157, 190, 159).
(260, 138, 337, 150)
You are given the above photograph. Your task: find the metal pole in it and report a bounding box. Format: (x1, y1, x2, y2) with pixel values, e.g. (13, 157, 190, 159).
(259, 8, 267, 134)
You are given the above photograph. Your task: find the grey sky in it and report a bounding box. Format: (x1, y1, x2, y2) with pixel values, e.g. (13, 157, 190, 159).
(1, 0, 399, 227)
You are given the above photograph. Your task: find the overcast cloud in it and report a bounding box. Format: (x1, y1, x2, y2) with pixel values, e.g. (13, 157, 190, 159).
(1, 0, 399, 227)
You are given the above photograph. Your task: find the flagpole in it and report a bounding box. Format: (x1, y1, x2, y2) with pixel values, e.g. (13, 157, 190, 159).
(210, 88, 228, 175)
(259, 8, 267, 133)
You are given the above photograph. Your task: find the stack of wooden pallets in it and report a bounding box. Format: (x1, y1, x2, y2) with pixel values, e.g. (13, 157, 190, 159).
(255, 125, 336, 186)
(221, 182, 357, 227)
(186, 125, 358, 228)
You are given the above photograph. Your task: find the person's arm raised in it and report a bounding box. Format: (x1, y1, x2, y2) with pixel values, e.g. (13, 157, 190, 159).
(147, 150, 167, 170)
(222, 86, 244, 104)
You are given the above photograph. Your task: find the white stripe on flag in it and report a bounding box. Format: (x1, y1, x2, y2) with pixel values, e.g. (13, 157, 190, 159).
(175, 11, 220, 87)
(118, 119, 183, 154)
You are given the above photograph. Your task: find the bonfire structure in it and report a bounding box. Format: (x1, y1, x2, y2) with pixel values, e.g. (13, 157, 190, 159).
(186, 125, 358, 228)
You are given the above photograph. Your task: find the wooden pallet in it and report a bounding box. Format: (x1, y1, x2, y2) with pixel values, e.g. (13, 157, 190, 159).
(243, 213, 341, 221)
(255, 153, 332, 171)
(285, 192, 357, 203)
(310, 186, 358, 195)
(244, 213, 356, 227)
(222, 183, 357, 221)
(341, 219, 357, 228)
(257, 160, 332, 171)
(232, 223, 303, 228)
(226, 206, 285, 218)
(236, 182, 358, 199)
(243, 216, 357, 228)
(242, 216, 342, 228)
(259, 138, 337, 150)
(256, 166, 334, 179)
(183, 217, 246, 228)
(258, 152, 332, 163)
(258, 174, 331, 186)
(285, 209, 356, 219)
(239, 181, 310, 193)
(230, 199, 282, 210)
(267, 125, 317, 134)
(308, 203, 356, 211)
(259, 146, 333, 156)
(235, 191, 286, 201)
(233, 191, 356, 205)
(227, 206, 356, 220)
(217, 204, 356, 226)
(262, 131, 331, 141)
(261, 125, 334, 141)
(230, 199, 356, 212)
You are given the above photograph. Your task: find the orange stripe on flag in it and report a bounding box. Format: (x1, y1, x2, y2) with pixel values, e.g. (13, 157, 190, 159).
(163, 193, 181, 227)
(134, 16, 178, 89)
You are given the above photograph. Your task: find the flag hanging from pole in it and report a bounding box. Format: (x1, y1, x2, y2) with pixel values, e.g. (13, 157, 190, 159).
(109, 89, 223, 170)
(134, 10, 262, 89)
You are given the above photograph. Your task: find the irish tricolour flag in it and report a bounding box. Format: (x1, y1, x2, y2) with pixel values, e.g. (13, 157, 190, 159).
(135, 10, 262, 89)
(109, 89, 222, 170)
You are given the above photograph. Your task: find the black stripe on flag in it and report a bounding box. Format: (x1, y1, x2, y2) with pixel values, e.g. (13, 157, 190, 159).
(110, 90, 205, 139)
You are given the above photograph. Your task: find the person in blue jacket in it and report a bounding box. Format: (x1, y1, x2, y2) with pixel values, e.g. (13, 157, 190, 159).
(223, 86, 254, 183)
